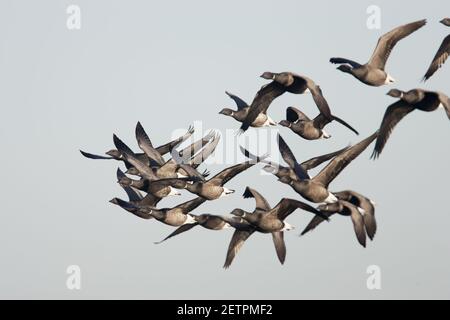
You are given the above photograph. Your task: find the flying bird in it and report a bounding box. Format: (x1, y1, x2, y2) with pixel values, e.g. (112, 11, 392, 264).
(279, 105, 359, 140)
(240, 72, 333, 132)
(371, 89, 450, 159)
(330, 19, 427, 86)
(301, 200, 368, 248)
(219, 91, 276, 128)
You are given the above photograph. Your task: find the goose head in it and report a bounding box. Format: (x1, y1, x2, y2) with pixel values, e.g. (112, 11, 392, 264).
(125, 167, 140, 176)
(260, 71, 276, 80)
(219, 108, 234, 116)
(386, 89, 404, 99)
(278, 120, 292, 128)
(230, 208, 246, 218)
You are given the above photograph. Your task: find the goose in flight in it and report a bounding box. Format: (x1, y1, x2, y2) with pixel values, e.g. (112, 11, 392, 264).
(301, 200, 368, 247)
(279, 105, 359, 140)
(276, 133, 378, 203)
(330, 19, 427, 86)
(240, 72, 333, 132)
(223, 187, 327, 268)
(219, 91, 276, 128)
(422, 18, 450, 81)
(371, 89, 450, 159)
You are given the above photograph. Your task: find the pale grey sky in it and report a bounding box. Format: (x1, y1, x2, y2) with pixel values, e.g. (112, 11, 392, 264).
(0, 0, 449, 299)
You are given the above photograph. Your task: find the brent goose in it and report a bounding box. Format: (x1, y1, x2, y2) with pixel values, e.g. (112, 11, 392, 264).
(276, 132, 378, 203)
(240, 72, 332, 132)
(223, 187, 327, 268)
(423, 19, 450, 81)
(111, 196, 206, 227)
(219, 91, 276, 128)
(334, 190, 377, 240)
(371, 89, 450, 159)
(330, 19, 427, 86)
(279, 105, 359, 140)
(301, 200, 368, 248)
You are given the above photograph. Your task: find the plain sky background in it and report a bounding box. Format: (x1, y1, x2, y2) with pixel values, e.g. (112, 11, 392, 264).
(0, 0, 449, 299)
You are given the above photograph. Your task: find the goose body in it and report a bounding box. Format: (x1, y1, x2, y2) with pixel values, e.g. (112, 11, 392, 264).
(279, 106, 358, 140)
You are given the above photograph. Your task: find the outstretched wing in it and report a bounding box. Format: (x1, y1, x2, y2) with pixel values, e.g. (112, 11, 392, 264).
(154, 223, 199, 244)
(271, 198, 326, 221)
(155, 125, 195, 156)
(371, 100, 415, 159)
(223, 228, 255, 269)
(300, 145, 350, 171)
(135, 122, 165, 166)
(423, 34, 450, 81)
(240, 82, 285, 132)
(368, 19, 427, 70)
(271, 232, 286, 265)
(242, 186, 271, 211)
(225, 91, 249, 110)
(80, 150, 113, 160)
(314, 131, 378, 187)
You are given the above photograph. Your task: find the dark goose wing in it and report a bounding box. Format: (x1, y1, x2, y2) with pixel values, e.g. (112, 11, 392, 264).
(80, 150, 113, 160)
(175, 196, 207, 213)
(314, 131, 378, 187)
(208, 162, 256, 186)
(423, 34, 450, 81)
(300, 145, 350, 171)
(223, 228, 255, 269)
(189, 133, 220, 168)
(271, 232, 286, 264)
(113, 134, 158, 181)
(242, 186, 271, 211)
(368, 19, 427, 70)
(286, 106, 310, 122)
(155, 125, 195, 156)
(116, 168, 143, 202)
(154, 222, 199, 244)
(277, 134, 310, 180)
(329, 57, 363, 68)
(271, 198, 326, 221)
(300, 212, 334, 236)
(225, 91, 249, 110)
(135, 122, 165, 166)
(371, 100, 415, 159)
(240, 81, 285, 132)
(343, 202, 367, 248)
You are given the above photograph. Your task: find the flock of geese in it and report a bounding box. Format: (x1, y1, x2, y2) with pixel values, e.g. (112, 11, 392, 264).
(81, 19, 449, 268)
